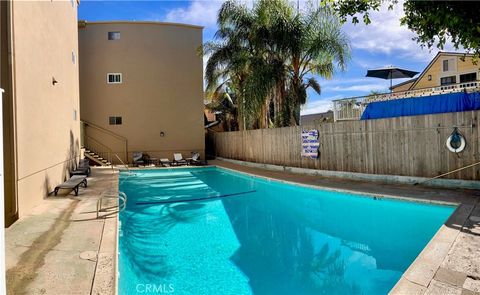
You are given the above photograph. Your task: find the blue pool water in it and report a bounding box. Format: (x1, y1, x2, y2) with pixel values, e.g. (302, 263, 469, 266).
(119, 167, 455, 295)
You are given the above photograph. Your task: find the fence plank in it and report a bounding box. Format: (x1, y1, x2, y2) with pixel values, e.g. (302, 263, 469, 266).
(214, 110, 480, 180)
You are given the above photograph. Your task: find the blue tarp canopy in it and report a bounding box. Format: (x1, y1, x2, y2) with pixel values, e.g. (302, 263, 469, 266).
(361, 91, 480, 120)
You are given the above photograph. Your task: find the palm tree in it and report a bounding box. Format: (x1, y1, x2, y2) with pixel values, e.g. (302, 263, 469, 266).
(203, 1, 253, 129)
(283, 2, 350, 125)
(205, 81, 239, 131)
(203, 0, 350, 129)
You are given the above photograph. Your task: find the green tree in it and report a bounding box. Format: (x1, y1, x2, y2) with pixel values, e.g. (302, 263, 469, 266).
(326, 0, 480, 59)
(205, 82, 239, 131)
(203, 0, 350, 129)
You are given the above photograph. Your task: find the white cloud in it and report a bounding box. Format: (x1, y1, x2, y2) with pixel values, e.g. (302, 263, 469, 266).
(320, 77, 389, 93)
(301, 97, 339, 115)
(164, 1, 223, 29)
(344, 1, 460, 61)
(329, 83, 387, 92)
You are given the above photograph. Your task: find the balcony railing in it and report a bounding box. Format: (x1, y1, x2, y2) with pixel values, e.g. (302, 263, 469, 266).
(332, 81, 480, 121)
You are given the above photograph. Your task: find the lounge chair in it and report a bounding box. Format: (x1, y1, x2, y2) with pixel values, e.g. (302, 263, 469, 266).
(54, 175, 87, 196)
(159, 158, 171, 167)
(187, 152, 207, 166)
(173, 153, 188, 166)
(71, 159, 91, 176)
(133, 152, 145, 166)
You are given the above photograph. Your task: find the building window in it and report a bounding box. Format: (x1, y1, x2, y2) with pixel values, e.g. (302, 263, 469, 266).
(107, 73, 122, 84)
(442, 60, 449, 72)
(72, 51, 76, 65)
(108, 32, 120, 40)
(460, 72, 477, 83)
(442, 58, 456, 72)
(109, 116, 122, 125)
(440, 75, 456, 86)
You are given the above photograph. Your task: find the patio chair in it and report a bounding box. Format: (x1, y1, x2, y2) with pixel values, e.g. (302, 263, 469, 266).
(159, 158, 171, 167)
(133, 152, 145, 166)
(172, 153, 188, 166)
(54, 175, 87, 196)
(187, 152, 207, 166)
(70, 158, 91, 176)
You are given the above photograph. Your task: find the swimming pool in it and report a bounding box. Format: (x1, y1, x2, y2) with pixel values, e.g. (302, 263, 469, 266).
(119, 167, 455, 295)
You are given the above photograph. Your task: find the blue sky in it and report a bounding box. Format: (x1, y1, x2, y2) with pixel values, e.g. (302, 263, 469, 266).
(78, 0, 461, 115)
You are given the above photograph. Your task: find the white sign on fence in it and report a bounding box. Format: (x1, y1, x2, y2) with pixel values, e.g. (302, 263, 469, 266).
(301, 129, 319, 159)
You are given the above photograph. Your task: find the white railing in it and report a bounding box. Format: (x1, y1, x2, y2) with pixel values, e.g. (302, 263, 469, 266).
(333, 81, 480, 121)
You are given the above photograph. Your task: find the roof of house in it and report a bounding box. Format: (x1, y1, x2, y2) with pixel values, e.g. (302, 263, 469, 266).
(390, 52, 474, 91)
(390, 78, 418, 90)
(300, 110, 333, 124)
(78, 20, 203, 30)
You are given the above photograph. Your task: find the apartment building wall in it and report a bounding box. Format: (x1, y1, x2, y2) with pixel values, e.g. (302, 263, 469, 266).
(78, 22, 205, 162)
(2, 1, 81, 224)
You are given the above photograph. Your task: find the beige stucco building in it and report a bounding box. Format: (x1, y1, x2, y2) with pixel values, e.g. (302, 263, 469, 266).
(391, 52, 479, 92)
(78, 21, 205, 163)
(1, 1, 81, 226)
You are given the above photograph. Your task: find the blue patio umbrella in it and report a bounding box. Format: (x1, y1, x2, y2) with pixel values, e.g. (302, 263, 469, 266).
(366, 66, 419, 92)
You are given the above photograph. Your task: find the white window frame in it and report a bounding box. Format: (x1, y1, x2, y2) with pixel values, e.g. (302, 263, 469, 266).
(441, 58, 457, 73)
(107, 73, 122, 84)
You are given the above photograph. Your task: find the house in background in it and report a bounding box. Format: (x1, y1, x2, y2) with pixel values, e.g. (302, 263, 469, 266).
(1, 1, 81, 225)
(300, 110, 334, 125)
(390, 52, 479, 92)
(78, 21, 205, 163)
(333, 52, 480, 121)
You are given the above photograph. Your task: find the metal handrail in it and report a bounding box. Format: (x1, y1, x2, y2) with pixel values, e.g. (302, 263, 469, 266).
(96, 191, 127, 219)
(81, 120, 127, 141)
(114, 153, 131, 173)
(84, 135, 114, 164)
(81, 120, 128, 162)
(85, 135, 113, 153)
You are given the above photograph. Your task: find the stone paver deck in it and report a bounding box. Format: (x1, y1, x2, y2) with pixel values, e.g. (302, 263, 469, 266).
(211, 159, 480, 295)
(5, 167, 118, 295)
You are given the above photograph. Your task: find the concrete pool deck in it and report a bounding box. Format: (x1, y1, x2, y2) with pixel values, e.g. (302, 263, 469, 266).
(5, 167, 118, 295)
(4, 161, 480, 294)
(211, 159, 480, 295)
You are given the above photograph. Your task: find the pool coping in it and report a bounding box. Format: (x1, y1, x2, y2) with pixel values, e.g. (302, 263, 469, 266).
(216, 165, 460, 207)
(121, 164, 461, 206)
(216, 157, 480, 190)
(90, 167, 120, 295)
(117, 163, 478, 294)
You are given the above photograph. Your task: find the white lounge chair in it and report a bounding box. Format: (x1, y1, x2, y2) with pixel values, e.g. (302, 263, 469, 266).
(173, 153, 188, 166)
(159, 158, 171, 167)
(133, 152, 145, 166)
(187, 152, 207, 166)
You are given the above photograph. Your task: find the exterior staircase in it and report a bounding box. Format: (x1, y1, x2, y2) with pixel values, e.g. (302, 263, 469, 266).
(80, 120, 128, 165)
(83, 147, 112, 166)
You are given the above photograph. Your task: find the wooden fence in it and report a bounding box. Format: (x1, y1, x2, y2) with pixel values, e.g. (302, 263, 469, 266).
(213, 110, 480, 180)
